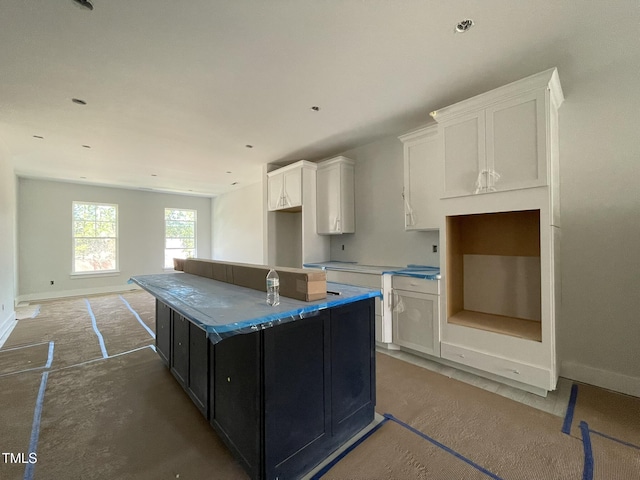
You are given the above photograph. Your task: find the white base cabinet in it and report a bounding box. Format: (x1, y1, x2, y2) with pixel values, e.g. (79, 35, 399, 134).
(391, 276, 440, 357)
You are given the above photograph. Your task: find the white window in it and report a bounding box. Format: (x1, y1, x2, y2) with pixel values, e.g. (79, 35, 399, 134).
(72, 202, 118, 273)
(165, 208, 197, 268)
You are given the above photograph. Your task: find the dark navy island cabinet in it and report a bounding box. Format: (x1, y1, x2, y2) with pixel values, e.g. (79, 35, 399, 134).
(155, 297, 376, 480)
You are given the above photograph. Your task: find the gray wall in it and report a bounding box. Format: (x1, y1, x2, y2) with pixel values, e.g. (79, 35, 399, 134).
(17, 178, 212, 301)
(212, 181, 264, 264)
(328, 136, 440, 268)
(0, 148, 17, 334)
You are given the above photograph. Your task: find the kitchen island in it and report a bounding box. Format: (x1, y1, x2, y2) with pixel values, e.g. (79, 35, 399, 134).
(130, 272, 379, 480)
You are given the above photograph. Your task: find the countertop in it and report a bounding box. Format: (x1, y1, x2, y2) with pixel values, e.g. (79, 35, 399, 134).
(130, 272, 381, 344)
(303, 261, 441, 280)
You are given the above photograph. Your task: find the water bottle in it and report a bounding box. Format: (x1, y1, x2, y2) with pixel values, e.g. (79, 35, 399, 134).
(266, 269, 280, 306)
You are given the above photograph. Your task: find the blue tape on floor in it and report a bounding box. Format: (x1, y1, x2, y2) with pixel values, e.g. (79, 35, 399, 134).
(45, 341, 54, 369)
(0, 341, 49, 353)
(384, 414, 504, 480)
(311, 416, 390, 479)
(84, 299, 108, 359)
(590, 429, 640, 450)
(23, 371, 49, 480)
(562, 383, 579, 434)
(580, 421, 594, 480)
(119, 295, 155, 339)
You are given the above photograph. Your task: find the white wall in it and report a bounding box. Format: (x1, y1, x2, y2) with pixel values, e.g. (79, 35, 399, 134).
(0, 147, 17, 337)
(212, 181, 264, 264)
(556, 61, 640, 394)
(328, 135, 440, 268)
(18, 178, 212, 301)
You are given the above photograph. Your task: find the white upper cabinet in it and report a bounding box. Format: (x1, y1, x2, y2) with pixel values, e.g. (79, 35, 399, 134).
(432, 68, 564, 198)
(316, 156, 355, 234)
(267, 161, 308, 211)
(399, 124, 440, 230)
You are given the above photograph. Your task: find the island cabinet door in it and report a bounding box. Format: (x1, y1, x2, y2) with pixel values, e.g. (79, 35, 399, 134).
(155, 300, 171, 366)
(210, 331, 263, 480)
(263, 312, 331, 480)
(330, 298, 376, 438)
(171, 313, 189, 386)
(188, 323, 208, 418)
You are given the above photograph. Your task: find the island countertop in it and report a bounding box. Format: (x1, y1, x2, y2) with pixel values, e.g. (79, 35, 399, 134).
(130, 272, 381, 344)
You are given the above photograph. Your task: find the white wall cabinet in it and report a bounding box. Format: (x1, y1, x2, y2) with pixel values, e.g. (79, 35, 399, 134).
(434, 68, 564, 395)
(391, 276, 440, 357)
(268, 164, 303, 211)
(433, 70, 562, 199)
(399, 125, 440, 230)
(316, 156, 355, 234)
(265, 161, 330, 267)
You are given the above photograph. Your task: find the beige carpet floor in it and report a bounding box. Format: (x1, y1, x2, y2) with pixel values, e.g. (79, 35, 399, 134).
(1, 291, 638, 479)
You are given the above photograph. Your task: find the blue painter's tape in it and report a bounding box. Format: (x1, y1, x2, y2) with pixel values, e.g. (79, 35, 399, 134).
(119, 295, 155, 339)
(580, 421, 594, 480)
(562, 383, 579, 434)
(23, 371, 49, 480)
(311, 416, 390, 479)
(590, 429, 640, 450)
(45, 341, 54, 369)
(84, 299, 108, 359)
(384, 413, 504, 480)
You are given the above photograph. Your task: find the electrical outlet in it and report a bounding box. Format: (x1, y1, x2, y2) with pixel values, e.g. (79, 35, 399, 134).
(1, 304, 4, 311)
(432, 245, 438, 253)
(342, 245, 345, 251)
(50, 280, 54, 285)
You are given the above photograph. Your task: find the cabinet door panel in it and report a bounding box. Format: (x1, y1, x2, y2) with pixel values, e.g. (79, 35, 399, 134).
(330, 300, 375, 431)
(267, 172, 284, 210)
(283, 168, 302, 207)
(317, 165, 341, 234)
(442, 112, 485, 197)
(487, 90, 547, 191)
(188, 323, 209, 416)
(392, 290, 438, 357)
(155, 300, 171, 365)
(264, 313, 329, 478)
(171, 313, 189, 385)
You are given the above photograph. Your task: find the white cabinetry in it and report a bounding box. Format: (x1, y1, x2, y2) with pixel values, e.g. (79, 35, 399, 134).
(266, 161, 330, 267)
(432, 69, 562, 198)
(316, 156, 355, 234)
(399, 125, 440, 230)
(434, 68, 564, 395)
(391, 276, 440, 357)
(268, 163, 303, 211)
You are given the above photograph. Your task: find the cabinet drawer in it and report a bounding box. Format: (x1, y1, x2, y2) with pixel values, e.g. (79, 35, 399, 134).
(326, 270, 380, 289)
(441, 342, 550, 389)
(392, 276, 439, 295)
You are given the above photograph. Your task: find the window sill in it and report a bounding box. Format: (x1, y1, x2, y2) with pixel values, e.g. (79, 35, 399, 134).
(70, 271, 121, 279)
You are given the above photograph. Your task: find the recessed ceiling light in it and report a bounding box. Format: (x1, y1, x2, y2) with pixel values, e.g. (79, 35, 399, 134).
(151, 174, 158, 177)
(72, 0, 94, 10)
(82, 145, 91, 148)
(33, 135, 44, 139)
(455, 19, 474, 33)
(80, 176, 87, 179)
(72, 98, 87, 105)
(231, 182, 239, 186)
(245, 144, 254, 148)
(310, 106, 320, 111)
(226, 171, 232, 174)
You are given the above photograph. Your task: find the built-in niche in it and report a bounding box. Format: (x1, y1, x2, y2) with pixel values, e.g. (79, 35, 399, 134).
(446, 210, 542, 341)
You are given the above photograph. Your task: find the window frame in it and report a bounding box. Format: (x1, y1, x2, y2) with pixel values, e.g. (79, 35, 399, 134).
(71, 201, 119, 275)
(164, 208, 197, 269)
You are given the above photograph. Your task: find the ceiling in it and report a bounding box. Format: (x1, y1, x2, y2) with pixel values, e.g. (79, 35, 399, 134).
(0, 1, 633, 197)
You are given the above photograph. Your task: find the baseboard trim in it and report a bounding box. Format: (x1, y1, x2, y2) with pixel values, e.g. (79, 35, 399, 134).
(560, 360, 640, 398)
(16, 284, 142, 304)
(0, 310, 17, 349)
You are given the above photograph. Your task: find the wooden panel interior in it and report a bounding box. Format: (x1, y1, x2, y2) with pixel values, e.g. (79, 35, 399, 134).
(446, 210, 542, 340)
